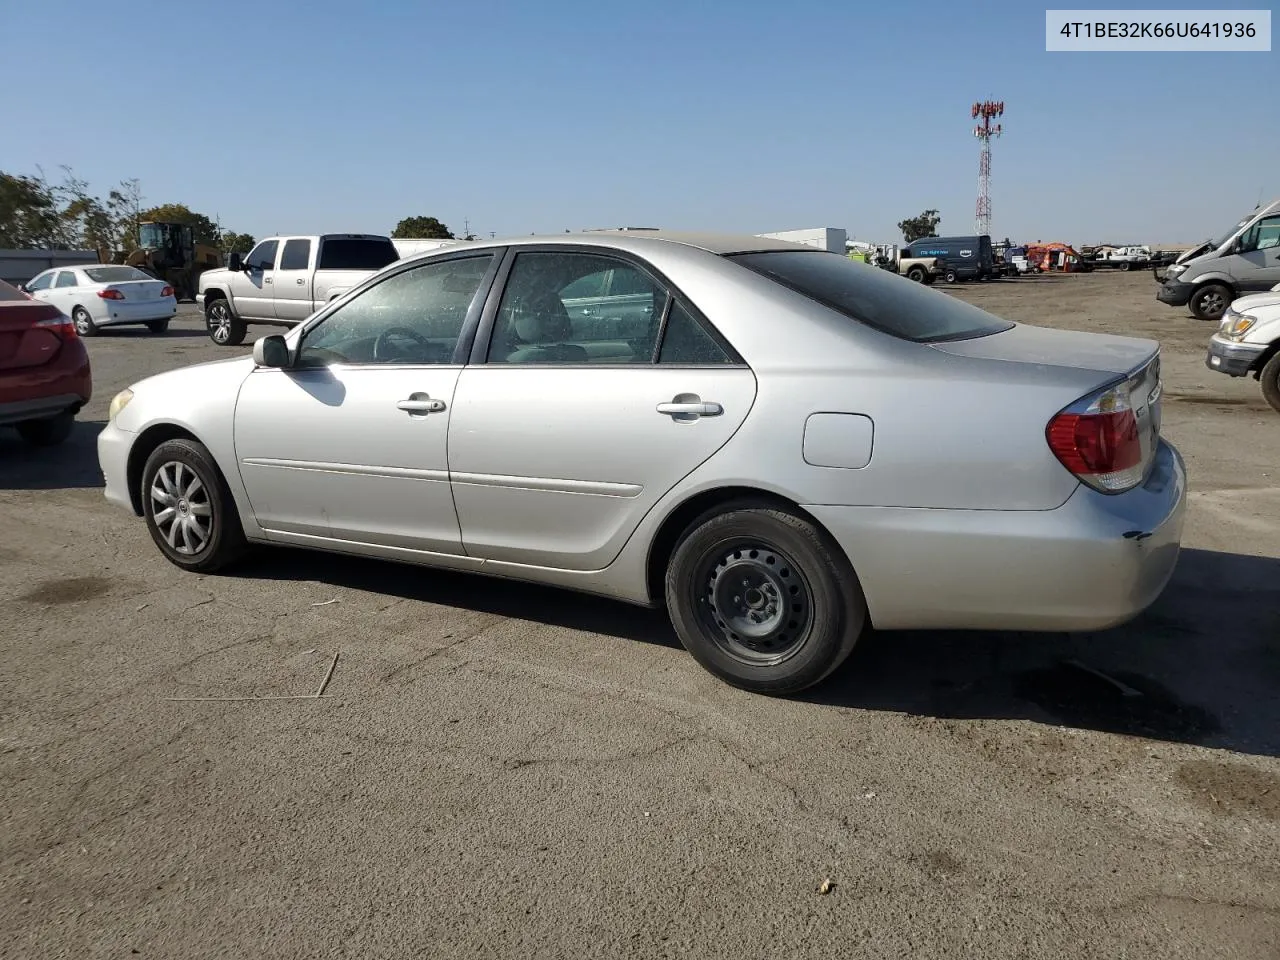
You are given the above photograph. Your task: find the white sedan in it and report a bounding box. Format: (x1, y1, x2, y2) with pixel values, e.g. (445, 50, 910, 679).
(23, 265, 177, 336)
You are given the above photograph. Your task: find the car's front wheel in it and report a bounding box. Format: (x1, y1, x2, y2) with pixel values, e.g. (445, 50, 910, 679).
(206, 298, 247, 346)
(665, 503, 866, 695)
(1190, 283, 1232, 322)
(1259, 351, 1280, 416)
(141, 438, 248, 572)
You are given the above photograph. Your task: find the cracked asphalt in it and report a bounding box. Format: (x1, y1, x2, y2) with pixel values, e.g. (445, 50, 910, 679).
(3, 275, 1279, 959)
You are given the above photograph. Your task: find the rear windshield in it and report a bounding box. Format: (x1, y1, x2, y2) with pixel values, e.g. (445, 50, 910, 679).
(728, 250, 1013, 343)
(317, 238, 400, 271)
(84, 266, 150, 283)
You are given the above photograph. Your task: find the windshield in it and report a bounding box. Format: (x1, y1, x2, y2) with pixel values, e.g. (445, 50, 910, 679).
(84, 266, 152, 283)
(1210, 215, 1253, 251)
(727, 250, 1013, 343)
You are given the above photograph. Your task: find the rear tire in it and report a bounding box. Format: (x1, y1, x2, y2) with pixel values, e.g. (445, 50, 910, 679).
(147, 319, 169, 334)
(206, 297, 247, 346)
(664, 503, 866, 696)
(16, 411, 74, 447)
(944, 269, 959, 284)
(141, 438, 248, 572)
(1260, 351, 1280, 416)
(72, 306, 97, 337)
(1190, 283, 1232, 322)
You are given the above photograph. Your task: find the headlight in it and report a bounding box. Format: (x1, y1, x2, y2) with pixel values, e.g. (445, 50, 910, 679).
(108, 388, 134, 421)
(1166, 263, 1187, 278)
(1220, 311, 1257, 340)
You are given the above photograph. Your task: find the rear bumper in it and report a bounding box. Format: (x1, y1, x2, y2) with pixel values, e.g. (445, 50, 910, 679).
(0, 339, 91, 425)
(1205, 335, 1266, 377)
(809, 439, 1187, 632)
(1156, 280, 1194, 307)
(94, 299, 177, 325)
(0, 393, 83, 426)
(97, 418, 136, 512)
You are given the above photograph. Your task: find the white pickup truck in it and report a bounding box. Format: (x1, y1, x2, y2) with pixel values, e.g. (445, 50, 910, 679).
(198, 234, 400, 345)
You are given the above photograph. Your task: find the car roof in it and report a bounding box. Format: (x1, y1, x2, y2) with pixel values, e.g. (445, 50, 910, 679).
(404, 230, 816, 260)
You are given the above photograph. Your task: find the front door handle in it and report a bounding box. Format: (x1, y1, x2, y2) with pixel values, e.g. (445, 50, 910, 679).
(296, 278, 305, 285)
(657, 396, 723, 421)
(264, 277, 273, 284)
(397, 394, 446, 415)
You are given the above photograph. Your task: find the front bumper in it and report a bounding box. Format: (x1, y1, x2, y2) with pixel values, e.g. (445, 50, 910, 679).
(1205, 336, 1266, 377)
(1156, 280, 1194, 306)
(808, 439, 1187, 633)
(97, 418, 137, 513)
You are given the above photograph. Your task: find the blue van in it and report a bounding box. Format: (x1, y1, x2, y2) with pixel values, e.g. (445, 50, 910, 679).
(902, 235, 995, 282)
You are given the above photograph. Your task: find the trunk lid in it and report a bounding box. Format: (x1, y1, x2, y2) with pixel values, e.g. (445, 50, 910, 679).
(0, 300, 66, 371)
(927, 322, 1158, 377)
(106, 279, 170, 302)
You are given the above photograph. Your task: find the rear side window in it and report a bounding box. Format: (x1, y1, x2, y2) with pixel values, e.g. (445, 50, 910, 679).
(728, 250, 1013, 343)
(317, 238, 400, 270)
(280, 239, 312, 270)
(54, 272, 78, 288)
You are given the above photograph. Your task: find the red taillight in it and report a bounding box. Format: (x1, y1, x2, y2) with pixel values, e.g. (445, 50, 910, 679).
(98, 288, 125, 300)
(1046, 380, 1148, 493)
(35, 314, 79, 341)
(161, 285, 174, 298)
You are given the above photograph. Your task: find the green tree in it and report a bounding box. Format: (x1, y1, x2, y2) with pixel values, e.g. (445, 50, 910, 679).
(897, 209, 942, 243)
(392, 216, 453, 239)
(0, 172, 61, 248)
(221, 231, 256, 256)
(138, 202, 221, 246)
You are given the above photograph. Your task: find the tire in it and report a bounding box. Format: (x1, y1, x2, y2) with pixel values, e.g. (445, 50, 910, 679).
(906, 266, 926, 283)
(141, 438, 248, 572)
(664, 503, 866, 696)
(944, 270, 959, 284)
(1120, 260, 1132, 271)
(1190, 283, 1232, 322)
(147, 319, 170, 334)
(1260, 351, 1280, 416)
(16, 411, 74, 447)
(206, 297, 247, 346)
(72, 306, 97, 337)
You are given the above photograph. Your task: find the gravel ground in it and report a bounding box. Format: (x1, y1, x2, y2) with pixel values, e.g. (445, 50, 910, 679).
(2, 274, 1278, 959)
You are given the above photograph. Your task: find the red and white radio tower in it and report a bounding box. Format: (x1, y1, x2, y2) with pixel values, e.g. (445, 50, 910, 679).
(971, 100, 1003, 237)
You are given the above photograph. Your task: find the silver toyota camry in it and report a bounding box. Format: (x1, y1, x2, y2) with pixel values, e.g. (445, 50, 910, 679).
(98, 231, 1186, 695)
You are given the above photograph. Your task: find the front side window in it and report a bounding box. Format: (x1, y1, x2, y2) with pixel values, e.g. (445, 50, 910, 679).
(245, 240, 278, 271)
(1240, 216, 1280, 253)
(728, 250, 1013, 343)
(25, 273, 53, 292)
(296, 254, 494, 367)
(487, 252, 667, 364)
(54, 271, 78, 288)
(280, 239, 312, 271)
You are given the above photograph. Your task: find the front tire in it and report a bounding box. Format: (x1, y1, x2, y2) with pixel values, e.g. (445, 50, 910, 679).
(1190, 283, 1232, 322)
(664, 504, 866, 695)
(16, 411, 74, 447)
(72, 306, 97, 337)
(1260, 351, 1280, 416)
(141, 438, 248, 572)
(906, 266, 926, 283)
(206, 297, 247, 346)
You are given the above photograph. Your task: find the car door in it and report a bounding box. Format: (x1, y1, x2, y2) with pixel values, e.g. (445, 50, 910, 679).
(1226, 214, 1280, 292)
(273, 237, 314, 324)
(46, 270, 81, 313)
(232, 239, 279, 320)
(232, 250, 500, 554)
(447, 248, 757, 571)
(23, 271, 55, 304)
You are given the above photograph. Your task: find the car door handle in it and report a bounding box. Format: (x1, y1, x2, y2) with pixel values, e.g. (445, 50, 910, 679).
(397, 396, 446, 414)
(296, 278, 305, 285)
(657, 400, 723, 418)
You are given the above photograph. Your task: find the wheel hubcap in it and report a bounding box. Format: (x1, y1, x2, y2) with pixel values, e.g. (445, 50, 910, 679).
(699, 544, 812, 663)
(1202, 292, 1224, 315)
(75, 312, 89, 333)
(150, 461, 213, 555)
(210, 305, 230, 342)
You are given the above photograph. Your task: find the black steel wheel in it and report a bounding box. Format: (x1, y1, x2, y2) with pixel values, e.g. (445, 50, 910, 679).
(1190, 283, 1231, 322)
(665, 503, 865, 695)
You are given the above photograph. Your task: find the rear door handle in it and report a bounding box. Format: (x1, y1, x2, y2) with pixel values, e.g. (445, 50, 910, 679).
(397, 395, 446, 414)
(296, 278, 305, 285)
(657, 400, 722, 419)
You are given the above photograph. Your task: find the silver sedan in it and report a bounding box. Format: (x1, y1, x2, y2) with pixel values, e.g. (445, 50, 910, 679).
(97, 231, 1186, 695)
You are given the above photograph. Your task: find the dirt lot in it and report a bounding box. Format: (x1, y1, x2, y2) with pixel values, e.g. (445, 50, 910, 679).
(2, 273, 1278, 959)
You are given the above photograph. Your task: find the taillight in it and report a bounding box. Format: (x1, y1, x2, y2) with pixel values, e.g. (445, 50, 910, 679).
(98, 288, 125, 300)
(1047, 381, 1145, 493)
(161, 285, 174, 298)
(35, 314, 79, 342)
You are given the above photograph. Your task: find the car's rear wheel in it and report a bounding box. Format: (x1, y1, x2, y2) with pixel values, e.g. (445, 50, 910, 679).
(147, 319, 169, 334)
(141, 438, 247, 572)
(944, 269, 959, 283)
(664, 504, 865, 695)
(1190, 283, 1231, 322)
(72, 306, 97, 337)
(16, 411, 74, 447)
(206, 298, 247, 346)
(1259, 351, 1280, 416)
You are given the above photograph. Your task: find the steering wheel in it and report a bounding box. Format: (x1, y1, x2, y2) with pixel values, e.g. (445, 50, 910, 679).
(373, 326, 432, 362)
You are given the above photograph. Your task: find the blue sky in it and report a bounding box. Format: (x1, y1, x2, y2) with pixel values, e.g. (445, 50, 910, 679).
(6, 0, 1276, 246)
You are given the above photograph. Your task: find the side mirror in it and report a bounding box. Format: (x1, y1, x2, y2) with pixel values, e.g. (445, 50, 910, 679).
(253, 334, 290, 368)
(227, 252, 243, 272)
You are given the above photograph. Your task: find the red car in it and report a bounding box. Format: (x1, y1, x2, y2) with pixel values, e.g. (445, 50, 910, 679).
(0, 278, 92, 446)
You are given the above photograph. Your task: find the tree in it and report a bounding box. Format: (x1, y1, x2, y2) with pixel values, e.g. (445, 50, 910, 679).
(898, 209, 942, 243)
(392, 216, 453, 239)
(221, 232, 255, 256)
(138, 202, 221, 246)
(0, 172, 61, 248)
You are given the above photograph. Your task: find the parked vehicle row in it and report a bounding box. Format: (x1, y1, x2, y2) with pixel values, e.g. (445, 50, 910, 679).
(97, 230, 1185, 696)
(21, 265, 177, 336)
